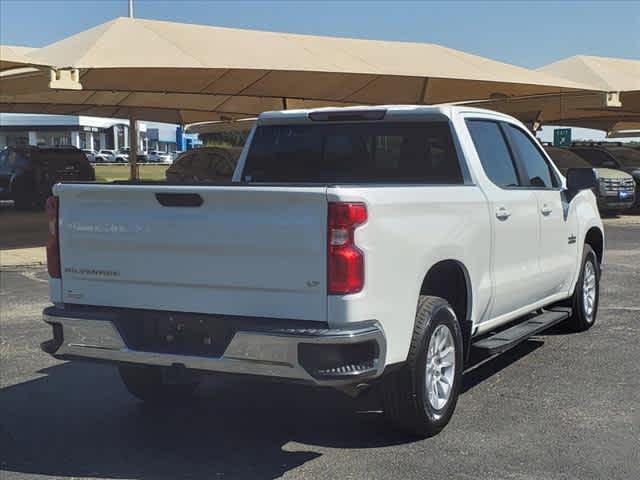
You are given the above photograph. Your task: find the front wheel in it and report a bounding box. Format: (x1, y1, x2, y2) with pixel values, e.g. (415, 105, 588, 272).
(380, 296, 463, 437)
(566, 244, 600, 332)
(118, 365, 201, 403)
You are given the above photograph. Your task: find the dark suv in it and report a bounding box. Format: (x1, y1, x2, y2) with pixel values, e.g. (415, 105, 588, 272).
(570, 143, 640, 208)
(165, 147, 241, 182)
(0, 145, 95, 210)
(545, 146, 635, 212)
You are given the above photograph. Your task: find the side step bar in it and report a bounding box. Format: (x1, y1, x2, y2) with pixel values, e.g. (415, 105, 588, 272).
(472, 308, 570, 355)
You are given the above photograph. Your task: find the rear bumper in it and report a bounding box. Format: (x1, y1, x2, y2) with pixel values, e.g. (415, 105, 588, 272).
(42, 306, 386, 386)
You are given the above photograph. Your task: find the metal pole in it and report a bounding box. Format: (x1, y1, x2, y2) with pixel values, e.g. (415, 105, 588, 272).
(129, 116, 139, 180)
(128, 0, 134, 18)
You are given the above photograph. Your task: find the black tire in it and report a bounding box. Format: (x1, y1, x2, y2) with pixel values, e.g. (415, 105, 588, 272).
(566, 244, 600, 332)
(381, 296, 464, 437)
(118, 365, 201, 403)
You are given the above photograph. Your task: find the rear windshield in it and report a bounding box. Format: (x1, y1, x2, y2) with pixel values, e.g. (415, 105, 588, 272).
(242, 122, 464, 184)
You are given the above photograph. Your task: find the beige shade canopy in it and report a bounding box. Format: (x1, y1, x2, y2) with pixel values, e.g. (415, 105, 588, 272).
(185, 118, 256, 134)
(473, 91, 639, 128)
(0, 45, 35, 70)
(465, 56, 640, 130)
(0, 45, 40, 71)
(539, 55, 640, 120)
(538, 55, 640, 93)
(606, 125, 640, 138)
(516, 55, 640, 130)
(0, 17, 599, 123)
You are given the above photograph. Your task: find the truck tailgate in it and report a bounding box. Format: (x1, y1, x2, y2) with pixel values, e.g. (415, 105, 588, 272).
(55, 184, 328, 321)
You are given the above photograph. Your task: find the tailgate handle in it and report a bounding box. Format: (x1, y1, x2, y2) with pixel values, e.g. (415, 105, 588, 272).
(155, 193, 203, 207)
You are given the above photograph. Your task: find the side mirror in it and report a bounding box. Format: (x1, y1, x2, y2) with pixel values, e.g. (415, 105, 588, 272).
(566, 167, 597, 198)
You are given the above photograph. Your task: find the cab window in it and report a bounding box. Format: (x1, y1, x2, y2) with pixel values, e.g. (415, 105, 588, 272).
(466, 120, 521, 188)
(505, 125, 559, 188)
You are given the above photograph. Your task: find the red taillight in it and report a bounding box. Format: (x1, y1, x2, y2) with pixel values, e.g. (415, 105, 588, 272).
(45, 196, 61, 278)
(328, 202, 367, 295)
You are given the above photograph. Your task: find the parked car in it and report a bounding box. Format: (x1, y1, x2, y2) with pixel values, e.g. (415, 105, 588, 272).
(544, 146, 635, 211)
(82, 149, 96, 162)
(114, 148, 148, 163)
(146, 150, 173, 163)
(570, 144, 640, 208)
(42, 106, 603, 437)
(0, 145, 94, 210)
(95, 149, 116, 162)
(165, 147, 240, 182)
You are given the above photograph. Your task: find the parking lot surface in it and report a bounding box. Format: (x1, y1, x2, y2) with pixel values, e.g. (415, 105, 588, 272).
(1, 221, 638, 480)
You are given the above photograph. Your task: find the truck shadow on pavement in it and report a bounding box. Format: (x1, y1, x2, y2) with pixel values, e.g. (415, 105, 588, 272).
(0, 340, 541, 480)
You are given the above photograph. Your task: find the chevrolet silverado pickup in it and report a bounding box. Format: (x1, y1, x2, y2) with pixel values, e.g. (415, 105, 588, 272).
(41, 106, 604, 436)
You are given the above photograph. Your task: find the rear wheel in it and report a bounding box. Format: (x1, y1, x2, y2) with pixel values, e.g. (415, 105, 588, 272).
(118, 365, 201, 403)
(381, 296, 463, 437)
(566, 244, 600, 332)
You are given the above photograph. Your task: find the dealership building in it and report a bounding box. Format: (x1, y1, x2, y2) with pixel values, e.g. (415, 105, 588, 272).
(0, 113, 184, 152)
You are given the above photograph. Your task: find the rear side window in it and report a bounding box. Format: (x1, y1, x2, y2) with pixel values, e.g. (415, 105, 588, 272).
(544, 147, 591, 170)
(41, 150, 88, 166)
(571, 148, 618, 168)
(505, 125, 558, 188)
(466, 120, 520, 187)
(243, 122, 464, 184)
(606, 147, 640, 168)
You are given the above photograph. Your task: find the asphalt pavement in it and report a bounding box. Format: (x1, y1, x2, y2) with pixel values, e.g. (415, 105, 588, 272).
(1, 221, 638, 480)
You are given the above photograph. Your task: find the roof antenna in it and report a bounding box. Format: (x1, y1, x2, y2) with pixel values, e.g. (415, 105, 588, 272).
(128, 0, 134, 18)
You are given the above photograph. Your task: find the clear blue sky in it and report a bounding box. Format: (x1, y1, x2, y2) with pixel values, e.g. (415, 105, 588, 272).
(1, 0, 638, 68)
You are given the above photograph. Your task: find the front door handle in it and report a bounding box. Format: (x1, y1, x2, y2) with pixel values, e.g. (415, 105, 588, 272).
(495, 206, 511, 221)
(541, 204, 553, 216)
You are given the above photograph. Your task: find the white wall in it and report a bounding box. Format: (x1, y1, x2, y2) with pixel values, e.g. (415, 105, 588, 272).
(0, 113, 83, 126)
(0, 114, 171, 136)
(145, 122, 178, 142)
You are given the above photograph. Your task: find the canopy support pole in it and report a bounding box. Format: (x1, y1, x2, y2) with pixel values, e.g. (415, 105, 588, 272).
(129, 115, 139, 181)
(419, 78, 430, 104)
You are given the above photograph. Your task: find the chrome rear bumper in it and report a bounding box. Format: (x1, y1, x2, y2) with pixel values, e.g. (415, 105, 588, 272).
(42, 307, 386, 386)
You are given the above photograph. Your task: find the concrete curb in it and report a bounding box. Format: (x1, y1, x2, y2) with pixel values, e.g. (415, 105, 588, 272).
(0, 247, 46, 268)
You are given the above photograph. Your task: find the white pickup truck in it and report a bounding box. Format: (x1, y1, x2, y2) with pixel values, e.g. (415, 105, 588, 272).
(42, 105, 604, 436)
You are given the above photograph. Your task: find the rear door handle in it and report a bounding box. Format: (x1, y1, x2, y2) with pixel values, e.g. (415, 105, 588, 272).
(541, 204, 553, 216)
(495, 206, 511, 220)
